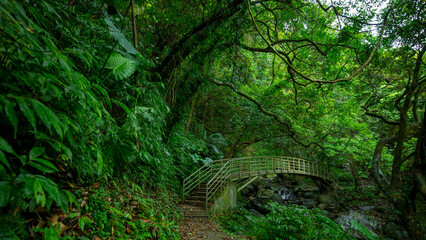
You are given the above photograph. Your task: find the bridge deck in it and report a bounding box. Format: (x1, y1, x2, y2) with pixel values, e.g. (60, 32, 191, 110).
(182, 156, 336, 209)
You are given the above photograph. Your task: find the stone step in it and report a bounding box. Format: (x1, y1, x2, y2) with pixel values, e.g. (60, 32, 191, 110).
(184, 199, 206, 207)
(190, 190, 206, 196)
(186, 195, 206, 201)
(184, 215, 208, 218)
(181, 210, 208, 216)
(178, 204, 208, 218)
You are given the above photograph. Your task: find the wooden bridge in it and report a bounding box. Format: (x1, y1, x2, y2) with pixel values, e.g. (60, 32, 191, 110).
(181, 156, 337, 215)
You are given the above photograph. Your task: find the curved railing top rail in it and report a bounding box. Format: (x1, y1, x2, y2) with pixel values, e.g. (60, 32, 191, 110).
(182, 156, 337, 205)
(209, 156, 336, 181)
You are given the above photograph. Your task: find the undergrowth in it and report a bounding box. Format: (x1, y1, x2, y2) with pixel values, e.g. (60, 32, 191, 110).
(30, 180, 181, 240)
(216, 203, 356, 240)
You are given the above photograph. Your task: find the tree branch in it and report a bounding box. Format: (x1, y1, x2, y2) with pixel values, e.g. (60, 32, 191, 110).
(245, 0, 393, 84)
(210, 79, 339, 151)
(362, 106, 400, 125)
(154, 0, 243, 81)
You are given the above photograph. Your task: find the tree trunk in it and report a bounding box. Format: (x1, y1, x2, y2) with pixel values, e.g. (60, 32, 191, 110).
(413, 107, 426, 198)
(185, 92, 198, 132)
(370, 136, 395, 190)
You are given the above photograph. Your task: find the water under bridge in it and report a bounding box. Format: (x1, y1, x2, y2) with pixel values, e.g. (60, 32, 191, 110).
(181, 156, 337, 216)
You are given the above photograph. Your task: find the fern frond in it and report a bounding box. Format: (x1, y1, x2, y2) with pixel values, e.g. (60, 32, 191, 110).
(349, 219, 376, 240)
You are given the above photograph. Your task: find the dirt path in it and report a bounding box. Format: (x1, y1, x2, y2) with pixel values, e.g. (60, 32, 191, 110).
(179, 216, 248, 240)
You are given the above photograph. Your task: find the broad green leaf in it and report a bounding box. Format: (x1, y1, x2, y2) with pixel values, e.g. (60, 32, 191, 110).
(28, 162, 54, 174)
(29, 147, 45, 160)
(112, 99, 131, 115)
(0, 181, 11, 207)
(78, 217, 85, 231)
(92, 84, 111, 109)
(59, 190, 69, 214)
(105, 52, 136, 80)
(1, 97, 18, 138)
(44, 225, 60, 240)
(33, 179, 46, 207)
(85, 90, 102, 117)
(16, 97, 36, 130)
(0, 226, 19, 240)
(0, 150, 11, 171)
(15, 174, 35, 198)
(96, 150, 103, 175)
(105, 18, 139, 55)
(0, 164, 6, 178)
(28, 158, 58, 173)
(0, 137, 16, 156)
(64, 190, 79, 210)
(30, 99, 63, 139)
(35, 176, 60, 208)
(61, 144, 72, 161)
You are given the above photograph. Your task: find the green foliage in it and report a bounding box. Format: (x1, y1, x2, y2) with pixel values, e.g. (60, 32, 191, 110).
(167, 119, 227, 184)
(105, 53, 136, 80)
(75, 181, 181, 239)
(217, 203, 354, 240)
(0, 0, 176, 238)
(349, 219, 377, 240)
(0, 0, 423, 238)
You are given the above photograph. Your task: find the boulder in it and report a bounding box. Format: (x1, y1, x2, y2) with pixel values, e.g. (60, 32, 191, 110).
(257, 188, 275, 199)
(335, 211, 379, 239)
(318, 193, 336, 205)
(303, 190, 317, 199)
(359, 206, 375, 211)
(382, 221, 408, 240)
(245, 184, 255, 192)
(249, 209, 264, 218)
(317, 203, 327, 210)
(252, 178, 267, 190)
(248, 198, 269, 214)
(303, 199, 315, 209)
(240, 188, 250, 196)
(273, 193, 284, 203)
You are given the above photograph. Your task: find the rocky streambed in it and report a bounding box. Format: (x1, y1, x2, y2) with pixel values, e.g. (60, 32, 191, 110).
(237, 174, 409, 240)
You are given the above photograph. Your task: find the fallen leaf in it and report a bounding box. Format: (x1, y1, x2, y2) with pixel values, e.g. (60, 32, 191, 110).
(50, 215, 59, 226)
(81, 197, 87, 208)
(58, 222, 67, 235)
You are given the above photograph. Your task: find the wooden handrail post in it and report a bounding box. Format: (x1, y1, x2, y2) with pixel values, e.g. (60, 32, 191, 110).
(205, 185, 208, 210)
(297, 158, 300, 172)
(303, 159, 306, 173)
(265, 157, 267, 174)
(239, 159, 242, 179)
(249, 158, 252, 177)
(183, 156, 335, 213)
(273, 157, 276, 174)
(182, 181, 185, 203)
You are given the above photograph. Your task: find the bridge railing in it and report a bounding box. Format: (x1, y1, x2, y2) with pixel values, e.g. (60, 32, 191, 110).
(212, 156, 336, 182)
(182, 164, 212, 201)
(182, 156, 336, 207)
(206, 160, 231, 209)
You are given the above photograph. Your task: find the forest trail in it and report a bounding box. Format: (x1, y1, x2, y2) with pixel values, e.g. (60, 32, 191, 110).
(178, 204, 249, 239)
(178, 216, 249, 240)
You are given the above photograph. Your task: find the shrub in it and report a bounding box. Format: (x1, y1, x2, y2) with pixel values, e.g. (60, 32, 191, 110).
(217, 203, 354, 240)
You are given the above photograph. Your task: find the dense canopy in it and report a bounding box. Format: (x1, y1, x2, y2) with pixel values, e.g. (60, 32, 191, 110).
(0, 0, 425, 239)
